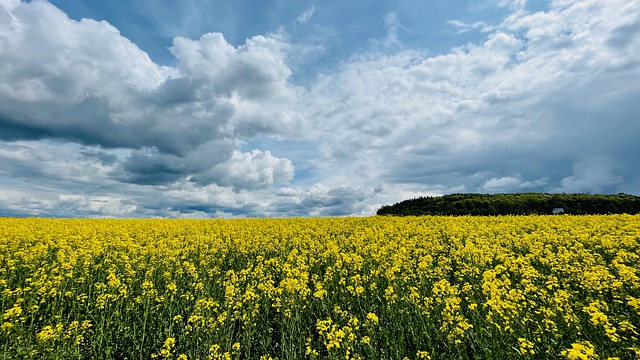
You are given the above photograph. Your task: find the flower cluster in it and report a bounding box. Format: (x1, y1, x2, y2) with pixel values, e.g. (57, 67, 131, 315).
(0, 215, 638, 359)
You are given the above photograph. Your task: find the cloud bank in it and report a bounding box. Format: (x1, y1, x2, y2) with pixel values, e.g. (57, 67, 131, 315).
(1, 0, 639, 217)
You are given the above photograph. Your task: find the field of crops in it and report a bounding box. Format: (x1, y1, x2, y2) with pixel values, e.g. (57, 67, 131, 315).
(1, 216, 639, 359)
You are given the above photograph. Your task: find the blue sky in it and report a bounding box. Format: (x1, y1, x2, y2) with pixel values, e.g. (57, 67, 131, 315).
(0, 0, 639, 217)
(49, 0, 515, 65)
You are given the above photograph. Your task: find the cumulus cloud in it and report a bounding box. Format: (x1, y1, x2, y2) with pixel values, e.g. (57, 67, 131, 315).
(0, 193, 137, 218)
(0, 0, 305, 217)
(0, 139, 373, 217)
(1, 0, 639, 217)
(303, 0, 640, 202)
(481, 176, 525, 191)
(162, 182, 378, 217)
(480, 175, 550, 192)
(275, 183, 378, 216)
(559, 156, 624, 193)
(0, 0, 301, 191)
(197, 149, 295, 190)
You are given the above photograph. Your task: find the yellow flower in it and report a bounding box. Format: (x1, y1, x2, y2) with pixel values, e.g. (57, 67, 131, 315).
(366, 312, 379, 325)
(2, 305, 22, 320)
(2, 215, 640, 359)
(561, 341, 598, 360)
(74, 335, 84, 345)
(36, 325, 58, 342)
(518, 338, 535, 355)
(158, 337, 175, 358)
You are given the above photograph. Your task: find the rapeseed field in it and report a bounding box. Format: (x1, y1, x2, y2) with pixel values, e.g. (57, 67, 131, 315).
(1, 215, 639, 359)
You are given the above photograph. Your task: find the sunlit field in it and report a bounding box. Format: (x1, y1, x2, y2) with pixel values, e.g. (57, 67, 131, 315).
(1, 216, 639, 359)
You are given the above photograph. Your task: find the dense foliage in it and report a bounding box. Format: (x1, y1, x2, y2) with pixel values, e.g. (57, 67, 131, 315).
(377, 193, 640, 216)
(1, 216, 639, 359)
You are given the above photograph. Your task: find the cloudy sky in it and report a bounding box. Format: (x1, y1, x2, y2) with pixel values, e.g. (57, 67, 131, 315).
(1, 0, 639, 217)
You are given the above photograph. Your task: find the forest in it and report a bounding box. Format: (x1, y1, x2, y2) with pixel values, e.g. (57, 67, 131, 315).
(377, 193, 640, 216)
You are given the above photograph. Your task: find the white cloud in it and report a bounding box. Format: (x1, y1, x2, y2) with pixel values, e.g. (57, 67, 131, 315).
(300, 0, 640, 198)
(480, 176, 550, 192)
(448, 19, 496, 34)
(162, 181, 379, 217)
(482, 176, 524, 191)
(0, 1, 300, 184)
(381, 12, 402, 48)
(0, 1, 170, 102)
(295, 5, 316, 25)
(204, 150, 295, 190)
(1, 0, 639, 217)
(498, 0, 526, 9)
(0, 0, 19, 10)
(56, 195, 138, 216)
(273, 183, 379, 216)
(559, 156, 624, 193)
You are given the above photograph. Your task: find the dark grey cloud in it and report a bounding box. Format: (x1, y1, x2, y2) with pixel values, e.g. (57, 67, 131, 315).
(114, 141, 233, 185)
(0, 120, 55, 142)
(80, 148, 118, 166)
(299, 0, 640, 201)
(0, 0, 299, 193)
(1, 0, 639, 218)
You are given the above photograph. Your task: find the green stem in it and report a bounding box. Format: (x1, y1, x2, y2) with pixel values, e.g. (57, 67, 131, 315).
(139, 299, 149, 360)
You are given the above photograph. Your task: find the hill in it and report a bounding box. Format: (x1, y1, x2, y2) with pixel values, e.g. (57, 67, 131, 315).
(377, 193, 640, 216)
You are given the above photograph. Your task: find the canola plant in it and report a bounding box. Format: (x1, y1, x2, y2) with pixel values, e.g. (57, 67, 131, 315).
(1, 216, 639, 359)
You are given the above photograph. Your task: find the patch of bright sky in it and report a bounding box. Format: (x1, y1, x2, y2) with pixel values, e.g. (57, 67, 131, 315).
(48, 0, 521, 78)
(241, 138, 318, 185)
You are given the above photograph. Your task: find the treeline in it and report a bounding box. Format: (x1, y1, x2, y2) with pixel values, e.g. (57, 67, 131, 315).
(377, 193, 640, 216)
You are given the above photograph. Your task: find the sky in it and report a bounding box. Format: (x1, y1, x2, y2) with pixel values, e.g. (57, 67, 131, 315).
(0, 0, 639, 218)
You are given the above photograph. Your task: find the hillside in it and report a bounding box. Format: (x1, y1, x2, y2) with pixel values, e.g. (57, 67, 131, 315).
(377, 193, 640, 216)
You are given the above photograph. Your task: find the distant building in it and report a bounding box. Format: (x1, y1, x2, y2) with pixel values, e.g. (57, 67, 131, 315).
(552, 208, 564, 214)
